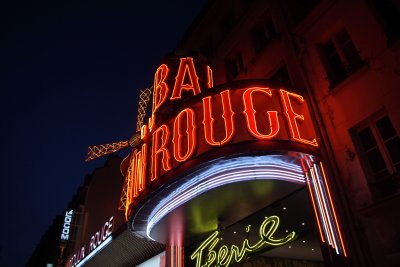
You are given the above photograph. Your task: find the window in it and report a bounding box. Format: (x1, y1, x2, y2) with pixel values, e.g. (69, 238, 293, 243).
(225, 52, 244, 80)
(353, 115, 400, 182)
(319, 29, 364, 89)
(369, 0, 400, 43)
(251, 15, 277, 54)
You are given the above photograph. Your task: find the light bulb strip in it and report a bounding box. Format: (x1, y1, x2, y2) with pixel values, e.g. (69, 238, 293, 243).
(145, 156, 306, 239)
(148, 168, 305, 234)
(148, 172, 304, 238)
(150, 163, 303, 218)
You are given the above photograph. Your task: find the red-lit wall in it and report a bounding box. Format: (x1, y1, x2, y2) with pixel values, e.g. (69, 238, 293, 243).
(179, 0, 400, 266)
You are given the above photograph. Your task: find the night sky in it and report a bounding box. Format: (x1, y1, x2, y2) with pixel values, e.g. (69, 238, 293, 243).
(2, 1, 205, 265)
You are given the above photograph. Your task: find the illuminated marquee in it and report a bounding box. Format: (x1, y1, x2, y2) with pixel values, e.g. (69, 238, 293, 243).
(118, 55, 348, 259)
(122, 56, 319, 220)
(148, 86, 318, 182)
(190, 215, 296, 267)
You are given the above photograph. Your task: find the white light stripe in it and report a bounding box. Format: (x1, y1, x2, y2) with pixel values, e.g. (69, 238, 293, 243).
(313, 166, 336, 249)
(301, 157, 346, 256)
(319, 162, 347, 256)
(313, 164, 340, 255)
(150, 170, 304, 216)
(305, 173, 326, 243)
(309, 171, 330, 245)
(312, 165, 339, 254)
(148, 170, 305, 229)
(309, 167, 333, 246)
(148, 170, 305, 235)
(145, 156, 305, 239)
(75, 236, 112, 267)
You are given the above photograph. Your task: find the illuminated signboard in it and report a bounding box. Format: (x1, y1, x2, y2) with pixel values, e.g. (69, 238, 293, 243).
(61, 210, 74, 240)
(68, 216, 114, 267)
(57, 210, 74, 265)
(122, 56, 319, 220)
(190, 215, 295, 267)
(122, 55, 347, 258)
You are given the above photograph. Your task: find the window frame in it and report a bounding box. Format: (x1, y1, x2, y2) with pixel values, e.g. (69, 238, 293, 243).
(351, 113, 400, 183)
(318, 28, 364, 89)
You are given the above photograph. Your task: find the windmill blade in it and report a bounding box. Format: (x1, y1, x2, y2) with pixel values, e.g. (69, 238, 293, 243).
(85, 141, 129, 162)
(136, 86, 153, 132)
(84, 87, 152, 162)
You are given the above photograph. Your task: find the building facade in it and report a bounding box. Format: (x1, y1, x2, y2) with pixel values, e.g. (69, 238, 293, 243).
(27, 156, 165, 267)
(29, 0, 400, 266)
(178, 0, 400, 266)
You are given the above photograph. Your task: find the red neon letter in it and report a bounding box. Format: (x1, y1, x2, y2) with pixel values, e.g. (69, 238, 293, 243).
(206, 65, 213, 89)
(170, 57, 201, 100)
(153, 64, 169, 113)
(133, 143, 148, 197)
(123, 150, 137, 219)
(202, 90, 235, 146)
(151, 125, 172, 181)
(243, 87, 280, 140)
(279, 89, 318, 146)
(172, 108, 197, 162)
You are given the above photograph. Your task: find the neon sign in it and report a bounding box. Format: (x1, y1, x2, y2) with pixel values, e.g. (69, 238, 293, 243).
(68, 216, 114, 267)
(57, 210, 74, 264)
(61, 210, 74, 240)
(124, 56, 320, 217)
(120, 55, 348, 259)
(190, 215, 296, 267)
(122, 57, 320, 221)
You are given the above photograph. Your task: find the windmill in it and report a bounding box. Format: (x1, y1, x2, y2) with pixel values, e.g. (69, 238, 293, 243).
(84, 87, 153, 162)
(84, 87, 153, 215)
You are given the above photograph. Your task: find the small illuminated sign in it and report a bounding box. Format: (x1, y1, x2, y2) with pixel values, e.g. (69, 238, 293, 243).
(61, 210, 74, 241)
(68, 216, 114, 267)
(88, 216, 113, 253)
(190, 215, 296, 267)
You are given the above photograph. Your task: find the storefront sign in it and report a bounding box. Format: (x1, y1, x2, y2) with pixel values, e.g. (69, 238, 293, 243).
(123, 57, 319, 221)
(119, 55, 347, 259)
(68, 216, 114, 267)
(190, 215, 295, 267)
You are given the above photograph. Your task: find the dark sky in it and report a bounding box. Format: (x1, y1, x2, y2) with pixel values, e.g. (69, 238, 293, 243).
(1, 0, 205, 265)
